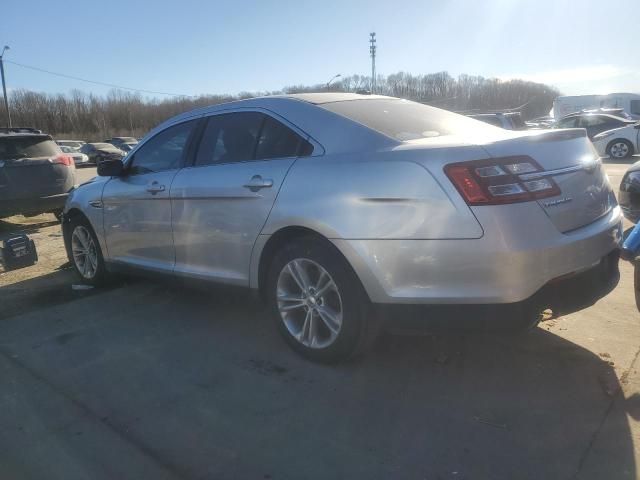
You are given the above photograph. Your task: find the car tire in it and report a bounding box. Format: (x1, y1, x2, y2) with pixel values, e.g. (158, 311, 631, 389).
(266, 236, 377, 363)
(607, 139, 634, 159)
(68, 215, 108, 286)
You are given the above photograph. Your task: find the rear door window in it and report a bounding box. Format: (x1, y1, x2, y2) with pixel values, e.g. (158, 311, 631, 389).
(0, 136, 60, 160)
(578, 116, 607, 128)
(195, 112, 263, 166)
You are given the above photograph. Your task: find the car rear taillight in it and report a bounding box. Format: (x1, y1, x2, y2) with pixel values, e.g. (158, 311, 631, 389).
(444, 156, 560, 206)
(49, 154, 74, 167)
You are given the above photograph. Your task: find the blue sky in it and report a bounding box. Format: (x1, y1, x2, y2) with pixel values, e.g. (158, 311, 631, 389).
(3, 0, 639, 98)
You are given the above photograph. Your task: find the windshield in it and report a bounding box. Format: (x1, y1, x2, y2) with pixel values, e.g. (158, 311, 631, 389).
(321, 98, 499, 141)
(0, 136, 59, 159)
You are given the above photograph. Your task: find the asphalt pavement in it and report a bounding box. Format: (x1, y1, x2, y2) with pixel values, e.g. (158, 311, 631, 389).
(0, 161, 639, 480)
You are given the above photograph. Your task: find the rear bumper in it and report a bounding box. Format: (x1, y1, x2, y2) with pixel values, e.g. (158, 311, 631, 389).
(0, 192, 68, 217)
(333, 204, 623, 305)
(376, 249, 620, 330)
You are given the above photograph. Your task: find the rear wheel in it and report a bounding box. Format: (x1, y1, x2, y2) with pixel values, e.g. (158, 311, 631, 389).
(267, 237, 376, 362)
(69, 216, 107, 285)
(607, 139, 634, 159)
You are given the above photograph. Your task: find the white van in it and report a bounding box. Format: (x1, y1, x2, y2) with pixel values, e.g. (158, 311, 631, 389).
(553, 93, 640, 119)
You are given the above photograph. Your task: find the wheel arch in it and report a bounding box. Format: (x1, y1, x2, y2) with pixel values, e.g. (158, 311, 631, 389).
(62, 207, 106, 262)
(253, 226, 372, 303)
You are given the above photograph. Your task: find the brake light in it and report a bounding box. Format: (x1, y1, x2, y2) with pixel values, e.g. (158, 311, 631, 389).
(49, 154, 74, 167)
(444, 156, 560, 205)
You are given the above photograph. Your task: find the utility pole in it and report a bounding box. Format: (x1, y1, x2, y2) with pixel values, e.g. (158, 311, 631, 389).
(369, 32, 376, 94)
(0, 46, 11, 128)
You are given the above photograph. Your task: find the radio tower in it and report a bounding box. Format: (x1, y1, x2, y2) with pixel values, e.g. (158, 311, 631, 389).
(369, 32, 376, 94)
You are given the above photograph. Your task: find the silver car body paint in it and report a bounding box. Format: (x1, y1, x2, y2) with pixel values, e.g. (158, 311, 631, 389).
(64, 93, 622, 308)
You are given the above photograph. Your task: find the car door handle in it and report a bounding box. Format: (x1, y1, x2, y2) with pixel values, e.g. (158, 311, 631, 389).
(146, 182, 166, 194)
(243, 175, 273, 192)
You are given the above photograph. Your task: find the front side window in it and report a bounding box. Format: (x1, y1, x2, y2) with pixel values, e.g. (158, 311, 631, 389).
(129, 120, 197, 174)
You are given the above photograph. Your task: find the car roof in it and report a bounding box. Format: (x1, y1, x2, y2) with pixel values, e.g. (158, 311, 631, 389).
(278, 93, 392, 104)
(151, 93, 399, 155)
(562, 112, 630, 120)
(0, 127, 48, 138)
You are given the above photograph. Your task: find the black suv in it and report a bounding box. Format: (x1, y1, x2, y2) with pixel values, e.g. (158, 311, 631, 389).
(0, 127, 76, 219)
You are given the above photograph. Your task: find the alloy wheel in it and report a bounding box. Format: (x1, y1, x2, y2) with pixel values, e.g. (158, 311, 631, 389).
(71, 225, 98, 279)
(610, 142, 630, 158)
(276, 258, 343, 349)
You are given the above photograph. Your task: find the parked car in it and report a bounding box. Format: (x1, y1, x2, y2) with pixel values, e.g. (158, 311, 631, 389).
(60, 145, 90, 166)
(0, 127, 75, 219)
(525, 116, 555, 129)
(554, 113, 635, 139)
(56, 139, 86, 151)
(118, 142, 137, 153)
(619, 161, 640, 222)
(80, 142, 125, 165)
(467, 112, 527, 130)
(106, 137, 138, 149)
(62, 94, 622, 362)
(592, 122, 640, 159)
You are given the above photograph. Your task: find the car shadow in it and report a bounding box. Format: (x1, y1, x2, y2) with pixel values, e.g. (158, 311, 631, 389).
(0, 279, 634, 480)
(0, 215, 60, 235)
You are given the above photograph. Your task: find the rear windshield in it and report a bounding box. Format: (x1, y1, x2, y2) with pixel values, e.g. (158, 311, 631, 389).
(0, 136, 59, 160)
(320, 98, 499, 141)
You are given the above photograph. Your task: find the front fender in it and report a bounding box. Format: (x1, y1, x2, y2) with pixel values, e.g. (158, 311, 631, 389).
(63, 178, 109, 259)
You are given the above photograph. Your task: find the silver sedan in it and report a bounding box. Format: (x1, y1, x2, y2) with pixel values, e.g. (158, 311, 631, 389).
(62, 93, 622, 362)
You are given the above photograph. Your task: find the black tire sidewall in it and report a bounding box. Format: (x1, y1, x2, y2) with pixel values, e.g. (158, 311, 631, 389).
(266, 237, 368, 363)
(607, 139, 634, 159)
(69, 216, 107, 286)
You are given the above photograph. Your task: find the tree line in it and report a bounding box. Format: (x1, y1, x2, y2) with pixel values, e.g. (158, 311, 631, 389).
(0, 72, 560, 140)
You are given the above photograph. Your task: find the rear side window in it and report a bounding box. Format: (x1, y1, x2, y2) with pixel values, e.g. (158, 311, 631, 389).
(129, 120, 197, 174)
(255, 116, 311, 160)
(631, 100, 640, 116)
(0, 136, 60, 160)
(320, 99, 498, 141)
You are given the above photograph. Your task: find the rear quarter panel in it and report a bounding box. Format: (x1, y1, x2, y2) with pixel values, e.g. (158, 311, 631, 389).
(262, 147, 485, 240)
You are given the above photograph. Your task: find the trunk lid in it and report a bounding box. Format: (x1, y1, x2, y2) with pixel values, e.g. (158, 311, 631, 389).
(479, 129, 615, 233)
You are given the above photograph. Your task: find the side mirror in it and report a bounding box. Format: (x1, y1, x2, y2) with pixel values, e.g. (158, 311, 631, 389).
(97, 158, 124, 177)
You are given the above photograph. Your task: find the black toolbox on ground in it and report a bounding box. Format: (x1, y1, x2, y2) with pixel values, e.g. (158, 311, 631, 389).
(0, 234, 38, 271)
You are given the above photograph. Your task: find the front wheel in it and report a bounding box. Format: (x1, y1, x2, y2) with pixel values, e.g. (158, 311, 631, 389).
(68, 216, 108, 285)
(607, 139, 634, 159)
(267, 237, 376, 363)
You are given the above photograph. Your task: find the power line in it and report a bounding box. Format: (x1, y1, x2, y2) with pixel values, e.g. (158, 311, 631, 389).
(4, 59, 193, 97)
